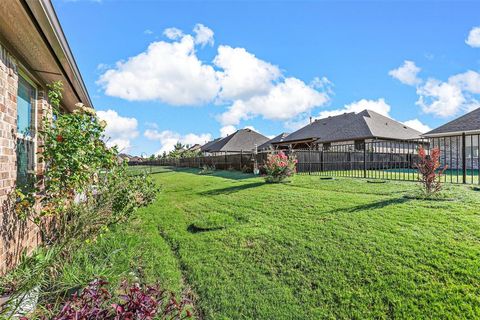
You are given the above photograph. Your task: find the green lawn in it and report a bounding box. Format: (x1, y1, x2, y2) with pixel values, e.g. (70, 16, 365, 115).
(310, 168, 480, 184)
(64, 167, 480, 319)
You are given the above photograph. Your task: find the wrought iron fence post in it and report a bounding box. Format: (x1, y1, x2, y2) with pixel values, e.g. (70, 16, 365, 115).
(309, 149, 312, 175)
(462, 133, 467, 184)
(320, 150, 324, 172)
(240, 150, 243, 170)
(363, 143, 367, 178)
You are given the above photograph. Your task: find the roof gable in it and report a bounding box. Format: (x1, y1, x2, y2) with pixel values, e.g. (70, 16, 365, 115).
(281, 112, 359, 143)
(277, 110, 422, 145)
(200, 138, 221, 152)
(258, 132, 290, 150)
(207, 129, 270, 152)
(359, 110, 422, 141)
(425, 107, 480, 136)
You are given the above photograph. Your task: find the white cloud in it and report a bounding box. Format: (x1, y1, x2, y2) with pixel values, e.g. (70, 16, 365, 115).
(466, 27, 480, 48)
(402, 119, 431, 133)
(389, 60, 421, 86)
(144, 29, 154, 35)
(416, 79, 465, 117)
(96, 63, 109, 71)
(144, 129, 212, 154)
(97, 110, 139, 152)
(99, 24, 331, 128)
(220, 125, 236, 137)
(284, 115, 311, 131)
(449, 70, 480, 94)
(193, 24, 214, 47)
(318, 98, 391, 119)
(414, 70, 480, 118)
(214, 46, 281, 100)
(218, 77, 329, 126)
(98, 34, 219, 105)
(163, 27, 184, 40)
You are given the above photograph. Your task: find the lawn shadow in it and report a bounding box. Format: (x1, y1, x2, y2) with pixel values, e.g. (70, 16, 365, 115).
(187, 224, 225, 234)
(327, 197, 411, 214)
(199, 182, 265, 196)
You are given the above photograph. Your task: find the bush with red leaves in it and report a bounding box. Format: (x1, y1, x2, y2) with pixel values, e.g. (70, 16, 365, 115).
(29, 280, 192, 320)
(415, 146, 447, 197)
(264, 151, 297, 183)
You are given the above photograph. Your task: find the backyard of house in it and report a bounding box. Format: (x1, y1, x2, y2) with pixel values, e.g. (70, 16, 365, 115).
(59, 167, 480, 319)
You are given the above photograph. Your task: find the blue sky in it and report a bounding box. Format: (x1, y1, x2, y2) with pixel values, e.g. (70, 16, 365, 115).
(53, 0, 480, 156)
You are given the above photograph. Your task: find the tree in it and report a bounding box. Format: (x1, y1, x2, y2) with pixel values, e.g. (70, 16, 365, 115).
(168, 141, 185, 158)
(415, 146, 447, 197)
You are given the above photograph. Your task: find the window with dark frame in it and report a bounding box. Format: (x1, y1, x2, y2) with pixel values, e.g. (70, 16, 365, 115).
(354, 140, 365, 151)
(16, 75, 36, 188)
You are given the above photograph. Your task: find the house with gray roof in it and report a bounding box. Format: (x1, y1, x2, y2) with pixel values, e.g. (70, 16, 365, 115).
(273, 110, 422, 150)
(200, 138, 222, 154)
(423, 107, 480, 170)
(203, 129, 269, 154)
(258, 133, 290, 151)
(424, 107, 480, 137)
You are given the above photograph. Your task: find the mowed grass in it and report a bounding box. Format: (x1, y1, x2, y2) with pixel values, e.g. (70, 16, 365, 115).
(65, 167, 480, 319)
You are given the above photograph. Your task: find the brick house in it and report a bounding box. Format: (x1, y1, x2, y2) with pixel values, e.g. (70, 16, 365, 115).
(272, 110, 422, 150)
(0, 0, 92, 274)
(424, 107, 480, 170)
(200, 129, 270, 155)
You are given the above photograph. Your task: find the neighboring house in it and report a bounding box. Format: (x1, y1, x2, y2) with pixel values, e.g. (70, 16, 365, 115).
(203, 129, 270, 154)
(186, 144, 202, 152)
(273, 110, 422, 150)
(258, 132, 290, 151)
(200, 138, 221, 155)
(0, 0, 92, 274)
(424, 107, 480, 137)
(118, 153, 132, 161)
(423, 107, 480, 169)
(129, 156, 144, 163)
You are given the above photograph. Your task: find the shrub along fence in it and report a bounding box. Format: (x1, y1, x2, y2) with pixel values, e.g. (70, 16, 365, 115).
(134, 134, 480, 185)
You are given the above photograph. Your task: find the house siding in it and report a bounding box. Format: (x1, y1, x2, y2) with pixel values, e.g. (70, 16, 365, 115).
(0, 42, 50, 275)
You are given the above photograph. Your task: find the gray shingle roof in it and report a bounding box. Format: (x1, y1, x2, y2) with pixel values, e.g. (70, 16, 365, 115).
(258, 133, 290, 150)
(200, 138, 222, 152)
(424, 107, 480, 136)
(206, 129, 270, 152)
(276, 110, 422, 145)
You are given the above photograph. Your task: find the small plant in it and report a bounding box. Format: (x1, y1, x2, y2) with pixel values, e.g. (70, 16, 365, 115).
(241, 165, 252, 174)
(415, 146, 447, 198)
(25, 279, 192, 320)
(264, 152, 297, 183)
(199, 164, 215, 175)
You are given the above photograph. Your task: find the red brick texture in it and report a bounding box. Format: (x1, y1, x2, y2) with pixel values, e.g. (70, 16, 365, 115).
(0, 43, 51, 275)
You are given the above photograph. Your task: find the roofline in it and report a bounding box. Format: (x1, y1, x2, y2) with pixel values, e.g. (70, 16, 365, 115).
(423, 129, 480, 137)
(22, 0, 93, 107)
(271, 138, 318, 145)
(274, 135, 423, 145)
(316, 135, 423, 144)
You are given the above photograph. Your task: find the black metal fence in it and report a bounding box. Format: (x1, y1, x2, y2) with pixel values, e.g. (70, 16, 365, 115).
(133, 134, 480, 185)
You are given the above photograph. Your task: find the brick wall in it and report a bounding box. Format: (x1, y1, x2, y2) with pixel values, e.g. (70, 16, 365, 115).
(0, 43, 48, 275)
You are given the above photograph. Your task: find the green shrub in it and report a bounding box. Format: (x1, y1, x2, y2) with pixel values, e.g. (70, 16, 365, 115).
(0, 82, 160, 318)
(199, 164, 215, 175)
